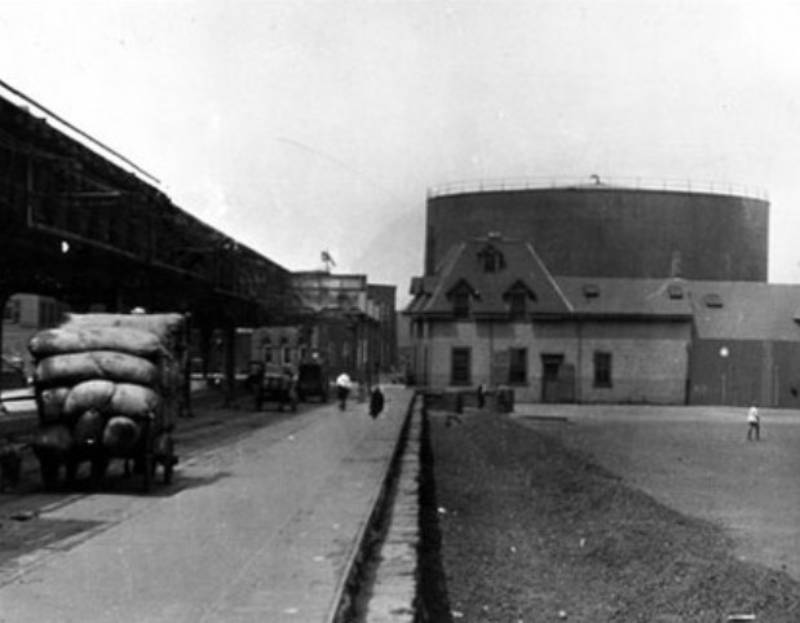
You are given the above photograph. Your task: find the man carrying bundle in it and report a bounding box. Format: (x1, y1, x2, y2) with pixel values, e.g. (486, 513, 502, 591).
(335, 372, 352, 411)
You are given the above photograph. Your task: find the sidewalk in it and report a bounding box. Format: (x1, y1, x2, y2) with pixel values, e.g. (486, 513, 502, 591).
(0, 386, 414, 622)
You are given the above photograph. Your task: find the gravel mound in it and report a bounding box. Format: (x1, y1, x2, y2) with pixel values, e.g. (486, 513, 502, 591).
(427, 411, 800, 622)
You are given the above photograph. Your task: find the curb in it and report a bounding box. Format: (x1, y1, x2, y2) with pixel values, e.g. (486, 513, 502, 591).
(327, 391, 421, 623)
(363, 397, 422, 622)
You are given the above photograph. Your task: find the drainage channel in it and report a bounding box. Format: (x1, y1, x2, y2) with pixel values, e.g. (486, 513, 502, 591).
(329, 391, 425, 623)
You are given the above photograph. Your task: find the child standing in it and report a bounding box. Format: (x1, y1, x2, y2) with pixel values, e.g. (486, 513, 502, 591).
(747, 404, 760, 441)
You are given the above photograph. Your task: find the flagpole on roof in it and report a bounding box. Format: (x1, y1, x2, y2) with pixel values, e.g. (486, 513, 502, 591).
(321, 250, 335, 273)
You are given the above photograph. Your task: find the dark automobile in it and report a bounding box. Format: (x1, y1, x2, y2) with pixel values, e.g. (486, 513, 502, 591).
(296, 361, 329, 403)
(250, 363, 297, 412)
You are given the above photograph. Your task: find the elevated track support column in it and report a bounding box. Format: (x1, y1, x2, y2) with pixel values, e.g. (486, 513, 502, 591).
(223, 321, 237, 407)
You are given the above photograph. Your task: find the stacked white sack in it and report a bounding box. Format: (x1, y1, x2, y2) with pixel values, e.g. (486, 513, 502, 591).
(29, 317, 185, 457)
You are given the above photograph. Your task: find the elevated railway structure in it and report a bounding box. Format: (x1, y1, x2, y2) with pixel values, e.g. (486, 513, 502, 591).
(0, 83, 293, 399)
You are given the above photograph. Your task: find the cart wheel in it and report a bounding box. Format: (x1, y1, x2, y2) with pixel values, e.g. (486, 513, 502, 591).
(91, 457, 108, 487)
(163, 457, 175, 485)
(40, 459, 59, 490)
(141, 454, 155, 493)
(65, 459, 78, 485)
(161, 436, 176, 485)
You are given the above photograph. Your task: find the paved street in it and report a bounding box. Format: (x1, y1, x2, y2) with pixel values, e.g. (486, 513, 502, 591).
(0, 385, 412, 623)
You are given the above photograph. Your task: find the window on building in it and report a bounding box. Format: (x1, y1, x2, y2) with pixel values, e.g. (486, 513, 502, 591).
(508, 348, 528, 385)
(452, 291, 470, 318)
(504, 281, 535, 320)
(283, 347, 292, 365)
(667, 283, 684, 299)
(337, 292, 352, 310)
(582, 283, 600, 299)
(263, 348, 273, 363)
(477, 244, 506, 273)
(508, 291, 527, 319)
(447, 280, 476, 319)
(704, 293, 723, 308)
(451, 347, 471, 386)
(3, 299, 20, 324)
(593, 351, 612, 387)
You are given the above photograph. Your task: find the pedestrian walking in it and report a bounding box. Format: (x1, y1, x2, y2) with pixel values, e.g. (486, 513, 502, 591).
(746, 403, 760, 441)
(336, 372, 352, 410)
(476, 383, 486, 409)
(369, 385, 385, 419)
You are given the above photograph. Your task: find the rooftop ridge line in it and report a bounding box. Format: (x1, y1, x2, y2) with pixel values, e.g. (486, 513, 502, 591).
(428, 175, 768, 202)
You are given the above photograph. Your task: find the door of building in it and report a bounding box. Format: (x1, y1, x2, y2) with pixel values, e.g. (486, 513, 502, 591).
(541, 354, 564, 403)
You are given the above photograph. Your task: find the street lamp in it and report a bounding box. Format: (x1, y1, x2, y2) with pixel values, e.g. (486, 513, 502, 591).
(720, 346, 729, 404)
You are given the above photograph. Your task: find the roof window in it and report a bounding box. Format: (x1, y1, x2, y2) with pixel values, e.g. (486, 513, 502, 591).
(503, 280, 536, 319)
(582, 284, 600, 298)
(477, 244, 506, 273)
(667, 283, 684, 300)
(703, 293, 723, 308)
(447, 279, 478, 319)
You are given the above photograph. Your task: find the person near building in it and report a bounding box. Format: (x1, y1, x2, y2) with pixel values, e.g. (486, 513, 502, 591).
(369, 385, 385, 419)
(746, 403, 760, 441)
(335, 372, 352, 410)
(476, 383, 486, 409)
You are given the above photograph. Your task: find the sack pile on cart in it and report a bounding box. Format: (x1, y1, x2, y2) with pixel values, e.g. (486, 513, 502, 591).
(28, 313, 186, 488)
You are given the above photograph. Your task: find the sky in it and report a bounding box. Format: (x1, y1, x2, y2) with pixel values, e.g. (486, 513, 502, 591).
(2, 0, 800, 307)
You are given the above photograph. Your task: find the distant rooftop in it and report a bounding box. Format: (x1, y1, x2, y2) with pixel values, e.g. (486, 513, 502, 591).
(428, 175, 769, 202)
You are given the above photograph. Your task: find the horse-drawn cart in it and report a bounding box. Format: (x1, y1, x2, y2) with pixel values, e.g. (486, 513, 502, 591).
(28, 312, 188, 492)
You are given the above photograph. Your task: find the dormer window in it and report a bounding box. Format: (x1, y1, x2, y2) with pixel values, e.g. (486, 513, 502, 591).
(503, 280, 536, 320)
(452, 291, 470, 318)
(477, 244, 506, 273)
(667, 283, 684, 300)
(703, 293, 723, 308)
(447, 279, 477, 319)
(582, 284, 600, 299)
(508, 291, 527, 318)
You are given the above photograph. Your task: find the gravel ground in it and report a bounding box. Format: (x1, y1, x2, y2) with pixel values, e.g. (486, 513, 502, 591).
(428, 409, 800, 622)
(513, 405, 800, 582)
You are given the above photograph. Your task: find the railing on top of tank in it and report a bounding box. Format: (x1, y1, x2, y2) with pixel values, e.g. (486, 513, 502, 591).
(427, 175, 769, 201)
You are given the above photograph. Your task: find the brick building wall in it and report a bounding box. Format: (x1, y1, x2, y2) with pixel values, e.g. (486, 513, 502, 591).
(578, 321, 690, 404)
(418, 318, 691, 404)
(689, 339, 800, 408)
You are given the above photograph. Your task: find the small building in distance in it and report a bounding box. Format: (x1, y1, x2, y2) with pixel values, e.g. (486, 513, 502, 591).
(405, 180, 800, 407)
(250, 271, 397, 387)
(3, 293, 70, 379)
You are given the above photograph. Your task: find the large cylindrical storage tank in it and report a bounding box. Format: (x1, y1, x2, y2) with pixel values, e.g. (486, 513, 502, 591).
(425, 185, 768, 282)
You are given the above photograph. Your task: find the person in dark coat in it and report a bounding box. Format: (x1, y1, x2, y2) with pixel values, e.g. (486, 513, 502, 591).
(369, 385, 385, 419)
(476, 383, 486, 409)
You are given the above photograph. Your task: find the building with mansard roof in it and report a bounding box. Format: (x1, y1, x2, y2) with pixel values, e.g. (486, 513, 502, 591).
(405, 181, 800, 407)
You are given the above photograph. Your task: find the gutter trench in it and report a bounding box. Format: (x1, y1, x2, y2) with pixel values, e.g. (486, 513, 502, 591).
(330, 392, 454, 622)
